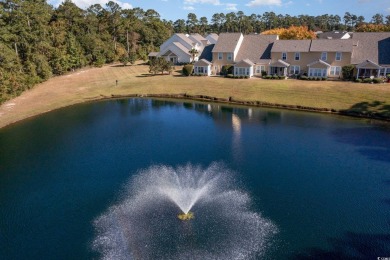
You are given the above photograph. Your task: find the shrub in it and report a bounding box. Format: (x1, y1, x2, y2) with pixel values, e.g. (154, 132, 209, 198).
(182, 64, 194, 76)
(308, 77, 313, 80)
(387, 74, 390, 79)
(272, 75, 279, 79)
(355, 78, 362, 83)
(373, 78, 382, 84)
(342, 65, 355, 80)
(226, 74, 234, 78)
(240, 75, 244, 79)
(363, 78, 373, 83)
(300, 76, 308, 80)
(322, 77, 327, 81)
(244, 75, 249, 79)
(279, 76, 286, 80)
(261, 70, 267, 77)
(221, 65, 234, 75)
(316, 77, 321, 81)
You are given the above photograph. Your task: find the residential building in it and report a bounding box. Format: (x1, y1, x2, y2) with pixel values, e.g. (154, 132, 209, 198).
(351, 32, 390, 79)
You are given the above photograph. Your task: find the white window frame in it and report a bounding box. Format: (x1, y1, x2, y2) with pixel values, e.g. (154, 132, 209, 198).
(256, 65, 265, 74)
(309, 68, 327, 77)
(294, 52, 300, 61)
(290, 65, 300, 75)
(227, 53, 233, 61)
(330, 66, 341, 76)
(321, 52, 327, 61)
(218, 52, 223, 60)
(335, 52, 342, 61)
(282, 52, 287, 60)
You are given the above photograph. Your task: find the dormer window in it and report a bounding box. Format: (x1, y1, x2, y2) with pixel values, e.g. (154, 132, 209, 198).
(335, 52, 342, 61)
(321, 52, 327, 61)
(282, 52, 287, 60)
(295, 52, 300, 61)
(227, 53, 233, 61)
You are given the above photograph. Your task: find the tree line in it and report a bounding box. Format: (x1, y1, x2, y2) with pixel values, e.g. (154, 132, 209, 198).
(1, 0, 389, 103)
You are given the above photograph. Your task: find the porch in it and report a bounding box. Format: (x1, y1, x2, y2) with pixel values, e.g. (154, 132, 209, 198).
(269, 59, 289, 76)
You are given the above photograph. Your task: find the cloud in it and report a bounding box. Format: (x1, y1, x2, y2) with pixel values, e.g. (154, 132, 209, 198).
(246, 0, 282, 7)
(225, 3, 238, 11)
(184, 0, 221, 5)
(183, 5, 195, 10)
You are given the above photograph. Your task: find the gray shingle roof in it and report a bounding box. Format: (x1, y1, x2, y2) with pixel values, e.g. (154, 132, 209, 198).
(310, 39, 353, 52)
(352, 32, 390, 65)
(212, 33, 242, 53)
(307, 59, 331, 67)
(271, 59, 290, 67)
(206, 33, 219, 44)
(176, 33, 196, 47)
(188, 33, 207, 45)
(172, 42, 191, 56)
(271, 40, 311, 52)
(194, 59, 212, 66)
(235, 59, 255, 67)
(235, 34, 278, 63)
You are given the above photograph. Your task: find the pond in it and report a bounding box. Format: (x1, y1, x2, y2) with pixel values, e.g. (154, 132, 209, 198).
(0, 99, 389, 259)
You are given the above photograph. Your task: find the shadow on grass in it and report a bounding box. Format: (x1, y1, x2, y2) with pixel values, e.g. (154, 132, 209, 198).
(292, 232, 390, 259)
(340, 101, 390, 120)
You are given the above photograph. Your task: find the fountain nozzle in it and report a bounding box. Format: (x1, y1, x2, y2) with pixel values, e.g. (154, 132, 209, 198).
(178, 212, 194, 221)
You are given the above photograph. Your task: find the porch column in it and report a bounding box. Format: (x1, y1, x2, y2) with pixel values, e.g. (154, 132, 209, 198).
(356, 68, 359, 79)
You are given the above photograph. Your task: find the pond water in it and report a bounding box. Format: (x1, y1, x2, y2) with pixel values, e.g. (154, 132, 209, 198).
(0, 99, 389, 259)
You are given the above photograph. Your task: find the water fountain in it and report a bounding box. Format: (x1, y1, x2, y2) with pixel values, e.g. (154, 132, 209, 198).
(93, 163, 277, 259)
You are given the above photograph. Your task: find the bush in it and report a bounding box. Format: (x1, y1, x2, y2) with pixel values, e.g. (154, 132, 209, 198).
(342, 65, 355, 80)
(363, 78, 373, 83)
(387, 74, 390, 79)
(309, 77, 314, 80)
(240, 75, 244, 79)
(234, 75, 239, 79)
(300, 76, 308, 80)
(279, 76, 286, 80)
(373, 78, 382, 84)
(272, 75, 279, 79)
(322, 77, 327, 81)
(261, 70, 267, 77)
(226, 74, 234, 78)
(355, 78, 362, 83)
(221, 65, 233, 76)
(244, 75, 249, 79)
(316, 77, 321, 81)
(182, 64, 194, 76)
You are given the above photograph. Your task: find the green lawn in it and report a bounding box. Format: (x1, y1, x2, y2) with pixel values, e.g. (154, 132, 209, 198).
(1, 63, 390, 128)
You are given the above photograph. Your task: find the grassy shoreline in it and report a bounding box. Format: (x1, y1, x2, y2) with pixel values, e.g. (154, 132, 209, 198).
(1, 62, 390, 129)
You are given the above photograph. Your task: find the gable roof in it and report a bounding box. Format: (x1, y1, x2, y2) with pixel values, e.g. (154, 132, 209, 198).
(317, 31, 350, 39)
(235, 34, 278, 63)
(271, 59, 290, 67)
(206, 33, 219, 44)
(235, 59, 255, 67)
(307, 59, 331, 67)
(212, 33, 242, 53)
(352, 32, 390, 65)
(194, 59, 212, 66)
(271, 40, 311, 52)
(310, 39, 353, 52)
(188, 33, 207, 45)
(356, 59, 381, 69)
(175, 33, 197, 47)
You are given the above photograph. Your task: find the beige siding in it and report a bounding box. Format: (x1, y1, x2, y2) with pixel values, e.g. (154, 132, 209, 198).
(272, 51, 351, 77)
(212, 52, 234, 74)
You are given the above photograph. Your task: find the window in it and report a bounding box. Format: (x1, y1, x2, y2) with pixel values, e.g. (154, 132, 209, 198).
(335, 52, 342, 61)
(321, 52, 327, 61)
(309, 68, 327, 77)
(290, 65, 300, 75)
(282, 52, 287, 60)
(379, 68, 386, 77)
(295, 52, 300, 61)
(218, 52, 223, 60)
(330, 66, 341, 76)
(227, 53, 233, 61)
(256, 65, 265, 74)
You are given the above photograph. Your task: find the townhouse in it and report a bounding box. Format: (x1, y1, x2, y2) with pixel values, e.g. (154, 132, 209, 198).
(151, 31, 390, 79)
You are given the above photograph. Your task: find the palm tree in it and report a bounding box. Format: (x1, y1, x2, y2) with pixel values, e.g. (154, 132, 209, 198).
(189, 48, 199, 63)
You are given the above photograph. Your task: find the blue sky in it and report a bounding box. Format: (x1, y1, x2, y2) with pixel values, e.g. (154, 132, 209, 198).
(50, 0, 390, 22)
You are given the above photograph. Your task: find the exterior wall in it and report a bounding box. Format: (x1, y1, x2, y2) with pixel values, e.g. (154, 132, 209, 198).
(254, 65, 267, 76)
(212, 52, 234, 74)
(271, 51, 352, 77)
(194, 65, 211, 76)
